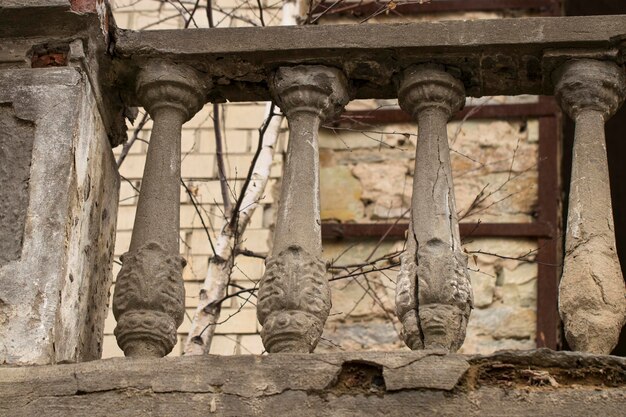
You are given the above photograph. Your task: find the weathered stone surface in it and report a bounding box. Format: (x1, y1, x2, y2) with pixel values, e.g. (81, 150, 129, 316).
(113, 15, 626, 102)
(0, 67, 119, 364)
(320, 166, 364, 222)
(259, 66, 349, 353)
(352, 163, 410, 219)
(0, 1, 127, 147)
(0, 350, 624, 416)
(396, 66, 473, 352)
(113, 242, 186, 357)
(0, 103, 34, 267)
(554, 59, 626, 354)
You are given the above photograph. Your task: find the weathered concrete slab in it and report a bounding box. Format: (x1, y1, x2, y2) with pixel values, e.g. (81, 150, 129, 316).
(113, 15, 626, 102)
(0, 0, 127, 147)
(0, 350, 624, 416)
(0, 67, 119, 364)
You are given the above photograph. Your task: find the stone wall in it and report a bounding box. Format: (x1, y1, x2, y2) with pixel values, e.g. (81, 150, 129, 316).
(317, 101, 540, 354)
(104, 1, 544, 357)
(0, 67, 119, 364)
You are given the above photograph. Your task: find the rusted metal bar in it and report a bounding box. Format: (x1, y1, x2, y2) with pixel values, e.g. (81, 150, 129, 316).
(323, 97, 563, 351)
(313, 0, 562, 18)
(332, 100, 560, 127)
(534, 100, 561, 350)
(322, 221, 553, 240)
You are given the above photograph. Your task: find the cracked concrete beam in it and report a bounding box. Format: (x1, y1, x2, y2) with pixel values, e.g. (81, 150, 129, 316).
(112, 15, 626, 103)
(0, 350, 624, 416)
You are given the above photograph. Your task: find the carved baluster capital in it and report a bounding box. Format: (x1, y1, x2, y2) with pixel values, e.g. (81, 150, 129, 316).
(554, 59, 625, 121)
(257, 246, 330, 353)
(398, 65, 465, 120)
(136, 60, 207, 120)
(269, 65, 349, 121)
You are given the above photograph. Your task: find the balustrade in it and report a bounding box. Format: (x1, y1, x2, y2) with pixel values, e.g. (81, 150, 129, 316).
(108, 56, 626, 358)
(4, 7, 625, 360)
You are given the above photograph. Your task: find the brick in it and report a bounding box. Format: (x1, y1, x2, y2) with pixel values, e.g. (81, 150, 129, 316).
(116, 205, 136, 231)
(185, 105, 213, 128)
(184, 281, 204, 308)
(101, 335, 124, 358)
(103, 307, 116, 334)
(247, 208, 264, 229)
(179, 203, 213, 229)
(239, 229, 270, 254)
(214, 308, 258, 334)
(210, 335, 239, 355)
(185, 255, 210, 280)
(118, 181, 139, 206)
(239, 334, 265, 355)
(269, 156, 283, 179)
(178, 308, 201, 333)
(196, 128, 252, 155)
(195, 128, 217, 153)
(114, 231, 132, 256)
(223, 104, 268, 129)
(118, 154, 146, 179)
(224, 154, 255, 179)
(188, 229, 216, 256)
(181, 154, 216, 178)
(193, 180, 223, 204)
(231, 256, 265, 281)
(181, 128, 201, 155)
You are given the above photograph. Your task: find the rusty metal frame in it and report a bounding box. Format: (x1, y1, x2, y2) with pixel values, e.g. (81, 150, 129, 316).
(321, 97, 562, 349)
(312, 0, 562, 18)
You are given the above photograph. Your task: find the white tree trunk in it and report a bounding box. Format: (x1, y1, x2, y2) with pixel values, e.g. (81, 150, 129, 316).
(183, 0, 300, 356)
(183, 108, 283, 355)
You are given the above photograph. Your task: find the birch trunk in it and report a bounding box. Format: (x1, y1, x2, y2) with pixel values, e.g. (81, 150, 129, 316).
(183, 107, 283, 355)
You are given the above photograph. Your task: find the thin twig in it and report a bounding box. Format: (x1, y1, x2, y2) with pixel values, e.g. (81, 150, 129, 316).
(213, 103, 233, 216)
(181, 179, 217, 256)
(228, 103, 277, 231)
(117, 113, 149, 167)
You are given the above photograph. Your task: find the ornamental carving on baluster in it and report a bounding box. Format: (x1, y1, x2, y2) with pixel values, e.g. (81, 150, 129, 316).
(113, 243, 186, 357)
(113, 60, 206, 357)
(395, 65, 473, 352)
(554, 59, 626, 354)
(257, 246, 330, 353)
(257, 65, 349, 353)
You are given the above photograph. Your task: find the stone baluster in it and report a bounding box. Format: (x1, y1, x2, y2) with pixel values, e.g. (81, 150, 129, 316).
(554, 59, 626, 354)
(113, 61, 206, 357)
(257, 66, 349, 353)
(395, 65, 473, 352)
